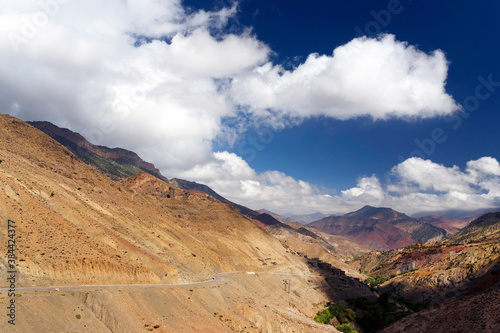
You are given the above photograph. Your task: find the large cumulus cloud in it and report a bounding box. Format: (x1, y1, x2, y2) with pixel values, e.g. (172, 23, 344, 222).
(0, 1, 480, 215)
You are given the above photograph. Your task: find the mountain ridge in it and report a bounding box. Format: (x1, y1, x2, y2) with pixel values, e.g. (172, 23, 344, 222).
(29, 120, 267, 219)
(29, 121, 165, 181)
(27, 117, 365, 272)
(1, 113, 345, 332)
(307, 205, 446, 250)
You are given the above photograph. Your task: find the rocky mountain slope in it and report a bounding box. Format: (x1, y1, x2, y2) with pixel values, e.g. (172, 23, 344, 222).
(171, 177, 260, 218)
(1, 115, 299, 285)
(351, 212, 500, 333)
(257, 209, 295, 222)
(0, 114, 345, 332)
(416, 215, 471, 236)
(29, 121, 166, 181)
(446, 211, 500, 244)
(27, 118, 368, 277)
(30, 121, 271, 221)
(308, 205, 446, 250)
(380, 289, 500, 333)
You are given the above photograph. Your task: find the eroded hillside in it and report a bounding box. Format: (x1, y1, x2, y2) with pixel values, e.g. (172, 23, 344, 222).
(350, 213, 500, 333)
(1, 115, 302, 286)
(0, 114, 345, 332)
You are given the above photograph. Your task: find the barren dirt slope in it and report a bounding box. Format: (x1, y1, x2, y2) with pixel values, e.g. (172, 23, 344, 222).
(0, 114, 339, 332)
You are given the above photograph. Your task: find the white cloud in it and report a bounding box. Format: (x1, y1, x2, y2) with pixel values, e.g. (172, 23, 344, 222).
(390, 158, 474, 194)
(366, 157, 500, 215)
(341, 176, 385, 203)
(179, 155, 500, 216)
(0, 0, 268, 174)
(467, 156, 500, 177)
(230, 34, 460, 122)
(159, 28, 269, 78)
(0, 1, 460, 176)
(1, 1, 487, 217)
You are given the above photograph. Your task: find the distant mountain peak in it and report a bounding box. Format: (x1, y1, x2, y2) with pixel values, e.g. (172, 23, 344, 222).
(344, 205, 408, 220)
(308, 205, 445, 250)
(276, 211, 330, 224)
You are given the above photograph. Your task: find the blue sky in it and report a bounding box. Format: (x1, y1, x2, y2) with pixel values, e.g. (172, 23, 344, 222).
(1, 0, 500, 215)
(207, 0, 500, 190)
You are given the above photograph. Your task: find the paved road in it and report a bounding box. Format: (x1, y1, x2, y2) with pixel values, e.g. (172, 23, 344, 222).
(0, 272, 231, 292)
(0, 271, 322, 293)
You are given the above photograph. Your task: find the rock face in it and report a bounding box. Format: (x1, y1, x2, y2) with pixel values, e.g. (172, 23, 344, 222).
(29, 120, 165, 180)
(380, 289, 500, 333)
(308, 205, 446, 250)
(354, 211, 500, 333)
(378, 242, 500, 304)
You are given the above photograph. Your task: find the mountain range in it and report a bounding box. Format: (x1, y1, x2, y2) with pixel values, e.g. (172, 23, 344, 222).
(307, 205, 447, 250)
(24, 119, 500, 254)
(1, 113, 352, 332)
(29, 120, 370, 259)
(28, 119, 498, 231)
(3, 114, 499, 332)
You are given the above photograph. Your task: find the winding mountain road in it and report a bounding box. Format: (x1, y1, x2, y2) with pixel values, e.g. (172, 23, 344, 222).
(0, 270, 322, 293)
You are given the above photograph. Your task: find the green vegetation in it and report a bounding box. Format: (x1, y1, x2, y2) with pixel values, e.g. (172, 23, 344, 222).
(388, 267, 419, 279)
(75, 314, 82, 319)
(337, 323, 358, 333)
(315, 284, 428, 332)
(348, 296, 394, 332)
(314, 301, 356, 325)
(84, 153, 143, 179)
(313, 307, 332, 324)
(364, 275, 389, 290)
(49, 136, 148, 179)
(403, 244, 422, 251)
